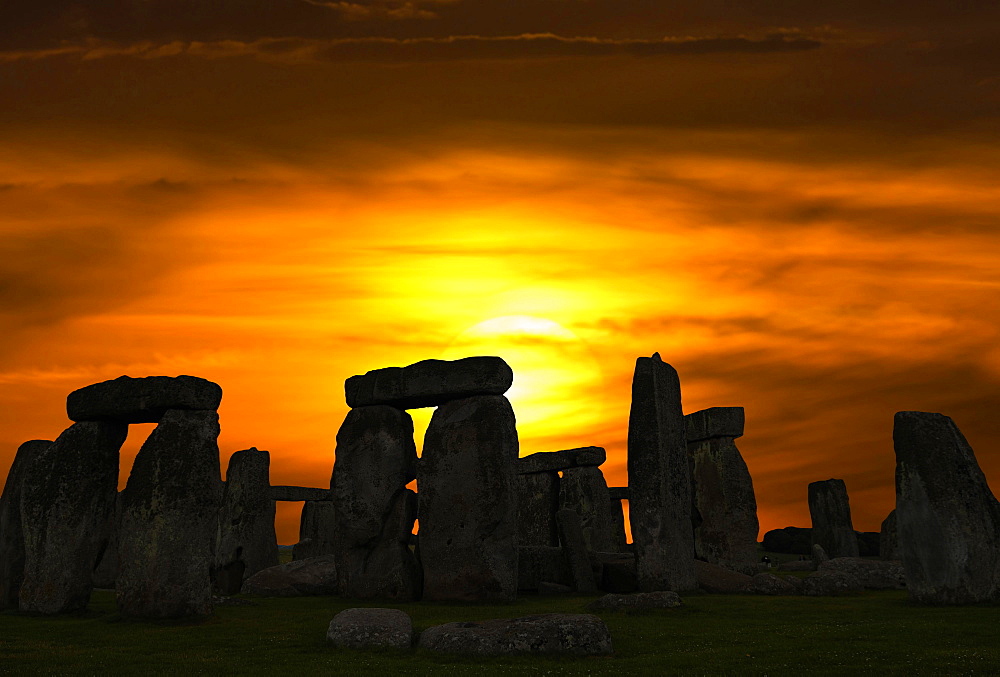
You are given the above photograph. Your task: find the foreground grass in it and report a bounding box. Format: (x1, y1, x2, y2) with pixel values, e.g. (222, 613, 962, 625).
(2, 590, 999, 675)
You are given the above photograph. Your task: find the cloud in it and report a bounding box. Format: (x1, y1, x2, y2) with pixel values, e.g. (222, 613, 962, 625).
(301, 0, 457, 21)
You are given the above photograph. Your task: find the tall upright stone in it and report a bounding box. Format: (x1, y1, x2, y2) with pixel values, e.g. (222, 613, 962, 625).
(0, 440, 52, 609)
(293, 500, 337, 561)
(879, 509, 899, 562)
(117, 409, 223, 618)
(610, 498, 629, 551)
(332, 406, 421, 601)
(518, 471, 560, 547)
(686, 407, 759, 574)
(92, 492, 122, 589)
(559, 466, 618, 553)
(893, 411, 1000, 604)
(213, 448, 279, 595)
(19, 423, 127, 613)
(627, 353, 696, 592)
(808, 479, 859, 559)
(419, 395, 519, 601)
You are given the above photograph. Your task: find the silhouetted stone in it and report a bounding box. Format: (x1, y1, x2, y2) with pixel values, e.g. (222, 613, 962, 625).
(893, 411, 1000, 604)
(587, 590, 682, 613)
(685, 406, 745, 442)
(92, 492, 121, 589)
(241, 555, 338, 596)
(880, 510, 899, 562)
(270, 486, 329, 502)
(811, 543, 829, 564)
(517, 471, 559, 547)
(332, 405, 420, 601)
(559, 466, 618, 552)
(117, 410, 222, 618)
(345, 356, 512, 409)
(608, 486, 629, 500)
(213, 448, 278, 595)
(777, 560, 816, 572)
(517, 545, 570, 591)
(419, 395, 518, 601)
(610, 498, 628, 551)
(418, 614, 613, 656)
(293, 500, 336, 560)
(627, 353, 696, 592)
(808, 479, 859, 558)
(802, 569, 862, 596)
(19, 423, 126, 614)
(751, 573, 800, 595)
(0, 440, 52, 609)
(517, 446, 606, 474)
(818, 557, 905, 589)
(761, 526, 812, 555)
(694, 560, 753, 593)
(591, 551, 637, 593)
(327, 608, 413, 649)
(556, 509, 598, 593)
(67, 375, 222, 424)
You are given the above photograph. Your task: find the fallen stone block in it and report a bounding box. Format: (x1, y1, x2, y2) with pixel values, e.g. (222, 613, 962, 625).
(327, 608, 413, 650)
(694, 560, 753, 593)
(802, 570, 863, 596)
(751, 573, 801, 596)
(241, 555, 338, 597)
(586, 590, 682, 613)
(418, 614, 612, 656)
(818, 557, 905, 589)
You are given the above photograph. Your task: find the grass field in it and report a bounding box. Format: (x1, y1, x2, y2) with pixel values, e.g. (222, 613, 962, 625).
(3, 587, 999, 675)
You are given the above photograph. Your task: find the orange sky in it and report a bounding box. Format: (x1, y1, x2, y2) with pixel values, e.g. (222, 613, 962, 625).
(2, 1, 999, 544)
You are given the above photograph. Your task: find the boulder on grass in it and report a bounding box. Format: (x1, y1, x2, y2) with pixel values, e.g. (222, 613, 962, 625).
(241, 555, 338, 597)
(818, 557, 905, 589)
(694, 560, 753, 593)
(327, 608, 413, 649)
(751, 573, 801, 596)
(418, 613, 612, 656)
(586, 590, 682, 614)
(802, 570, 863, 596)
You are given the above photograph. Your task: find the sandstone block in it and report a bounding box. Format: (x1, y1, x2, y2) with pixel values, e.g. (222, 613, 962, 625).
(879, 509, 899, 562)
(293, 500, 336, 560)
(560, 466, 618, 552)
(241, 555, 338, 596)
(345, 356, 512, 409)
(808, 479, 859, 558)
(685, 407, 745, 442)
(517, 471, 560, 547)
(67, 375, 222, 424)
(0, 440, 52, 609)
(517, 446, 606, 474)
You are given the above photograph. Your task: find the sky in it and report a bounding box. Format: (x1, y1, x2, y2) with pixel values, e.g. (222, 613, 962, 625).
(2, 1, 999, 544)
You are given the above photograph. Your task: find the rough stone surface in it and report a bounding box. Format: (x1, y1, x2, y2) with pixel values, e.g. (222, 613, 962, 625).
(538, 582, 573, 594)
(418, 395, 518, 601)
(856, 531, 881, 557)
(609, 498, 628, 552)
(19, 423, 126, 614)
(517, 447, 607, 474)
(560, 466, 618, 553)
(67, 375, 222, 424)
(293, 500, 337, 561)
(777, 560, 816, 572)
(418, 614, 613, 656)
(893, 411, 1000, 604)
(880, 510, 899, 562)
(332, 406, 420, 601)
(689, 435, 759, 574)
(517, 546, 570, 591)
(808, 479, 860, 558)
(762, 527, 812, 555)
(270, 486, 329, 502)
(694, 560, 753, 593)
(587, 590, 682, 613)
(685, 407, 745, 442)
(591, 551, 638, 593)
(556, 509, 598, 593)
(241, 555, 338, 596)
(91, 492, 121, 589)
(345, 356, 512, 410)
(213, 448, 279, 595)
(117, 409, 223, 618)
(802, 569, 863, 596)
(627, 353, 696, 592)
(751, 573, 801, 595)
(608, 486, 629, 500)
(0, 440, 52, 609)
(327, 607, 413, 649)
(818, 557, 906, 589)
(811, 543, 830, 564)
(517, 471, 559, 547)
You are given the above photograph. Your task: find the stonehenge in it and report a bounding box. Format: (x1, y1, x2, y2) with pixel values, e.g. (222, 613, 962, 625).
(0, 440, 52, 609)
(808, 479, 860, 559)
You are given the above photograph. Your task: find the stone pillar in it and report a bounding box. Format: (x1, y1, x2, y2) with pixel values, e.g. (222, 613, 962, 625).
(332, 406, 421, 601)
(627, 353, 695, 592)
(879, 509, 898, 562)
(19, 423, 126, 613)
(419, 395, 519, 601)
(213, 448, 279, 595)
(0, 440, 53, 609)
(559, 466, 618, 553)
(808, 479, 859, 558)
(517, 471, 560, 547)
(894, 411, 1000, 604)
(293, 500, 337, 560)
(610, 498, 628, 551)
(92, 492, 122, 589)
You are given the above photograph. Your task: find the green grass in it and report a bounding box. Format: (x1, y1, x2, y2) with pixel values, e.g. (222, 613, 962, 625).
(2, 590, 999, 675)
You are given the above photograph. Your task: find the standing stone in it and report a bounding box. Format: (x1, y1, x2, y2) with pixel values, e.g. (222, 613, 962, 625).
(117, 409, 223, 618)
(517, 471, 560, 547)
(610, 498, 628, 552)
(880, 509, 899, 562)
(19, 423, 126, 613)
(893, 411, 1000, 604)
(419, 395, 519, 601)
(556, 509, 598, 593)
(627, 353, 696, 592)
(92, 492, 122, 589)
(345, 356, 513, 410)
(332, 406, 420, 601)
(0, 440, 52, 609)
(213, 448, 279, 595)
(808, 479, 859, 559)
(293, 500, 337, 560)
(67, 375, 222, 423)
(559, 466, 618, 553)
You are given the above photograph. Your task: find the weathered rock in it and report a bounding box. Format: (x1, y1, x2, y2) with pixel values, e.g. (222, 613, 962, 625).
(517, 446, 607, 474)
(517, 546, 570, 591)
(893, 411, 1000, 604)
(762, 526, 812, 555)
(590, 551, 637, 593)
(608, 486, 629, 500)
(92, 492, 121, 589)
(517, 471, 559, 547)
(609, 497, 629, 551)
(418, 395, 518, 601)
(689, 433, 759, 574)
(808, 479, 860, 558)
(777, 559, 816, 572)
(811, 543, 830, 564)
(627, 353, 696, 592)
(346, 356, 512, 410)
(685, 406, 745, 442)
(241, 555, 338, 596)
(802, 569, 863, 596)
(418, 614, 613, 656)
(293, 500, 337, 560)
(116, 409, 223, 618)
(67, 375, 222, 424)
(538, 581, 573, 594)
(270, 486, 329, 502)
(332, 406, 420, 601)
(0, 440, 52, 609)
(560, 466, 618, 552)
(880, 510, 899, 561)
(213, 448, 279, 595)
(856, 531, 881, 557)
(19, 423, 126, 614)
(751, 573, 800, 595)
(587, 590, 682, 613)
(818, 557, 906, 589)
(556, 509, 598, 593)
(694, 560, 753, 593)
(327, 608, 413, 649)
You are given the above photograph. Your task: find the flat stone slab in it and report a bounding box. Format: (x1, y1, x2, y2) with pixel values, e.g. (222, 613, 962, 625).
(327, 608, 413, 649)
(694, 560, 753, 593)
(241, 555, 338, 597)
(751, 573, 801, 595)
(517, 447, 606, 474)
(270, 486, 330, 502)
(586, 590, 682, 613)
(685, 407, 745, 442)
(418, 614, 612, 656)
(802, 570, 863, 596)
(818, 557, 905, 589)
(345, 356, 512, 409)
(67, 375, 222, 424)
